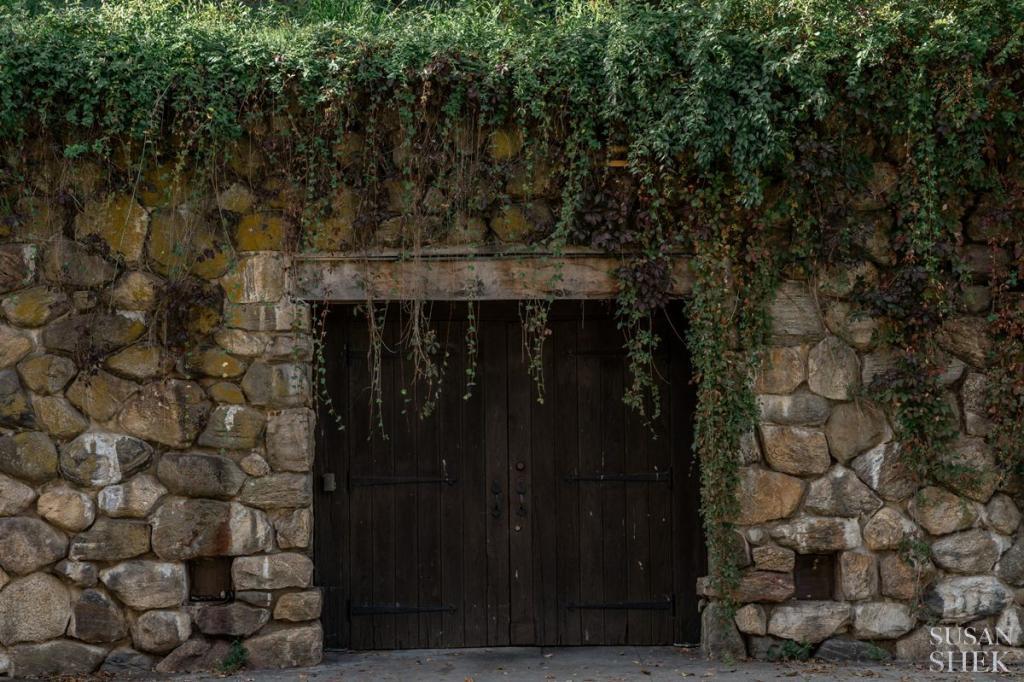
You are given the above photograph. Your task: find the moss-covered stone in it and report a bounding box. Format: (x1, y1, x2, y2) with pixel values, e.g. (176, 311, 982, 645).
(74, 194, 149, 262)
(235, 212, 291, 251)
(2, 286, 70, 328)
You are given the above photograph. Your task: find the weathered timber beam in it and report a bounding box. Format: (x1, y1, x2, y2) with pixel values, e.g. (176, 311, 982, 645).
(290, 254, 693, 301)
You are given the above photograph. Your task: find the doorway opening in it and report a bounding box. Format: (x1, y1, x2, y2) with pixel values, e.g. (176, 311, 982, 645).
(313, 301, 705, 649)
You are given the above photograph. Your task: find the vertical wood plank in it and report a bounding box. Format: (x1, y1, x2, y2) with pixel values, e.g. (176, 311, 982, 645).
(624, 368, 653, 645)
(461, 311, 488, 647)
(600, 349, 627, 645)
(554, 317, 581, 645)
(371, 312, 398, 649)
(506, 321, 535, 645)
(440, 318, 466, 647)
(576, 318, 604, 645)
(531, 321, 558, 646)
(347, 314, 375, 650)
(483, 319, 510, 646)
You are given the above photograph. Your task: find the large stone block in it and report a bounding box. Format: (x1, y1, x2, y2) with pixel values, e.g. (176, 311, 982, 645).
(37, 482, 95, 531)
(2, 286, 69, 328)
(241, 362, 311, 408)
(837, 551, 878, 601)
(733, 604, 767, 636)
(0, 243, 36, 294)
(909, 486, 979, 536)
(733, 467, 805, 525)
(807, 337, 860, 400)
(3, 431, 57, 482)
(805, 465, 882, 517)
(194, 602, 270, 636)
(197, 405, 265, 450)
(68, 588, 127, 643)
(0, 517, 67, 574)
(221, 253, 286, 303)
(157, 452, 246, 499)
(66, 369, 139, 421)
(105, 343, 173, 381)
(962, 372, 993, 437)
(238, 473, 313, 510)
(17, 353, 76, 394)
(987, 494, 1021, 536)
(98, 473, 167, 518)
(0, 473, 36, 516)
(770, 281, 825, 341)
(759, 425, 830, 476)
(769, 516, 861, 553)
(100, 647, 157, 675)
(224, 301, 311, 332)
(852, 602, 914, 639)
(0, 573, 71, 645)
(863, 507, 919, 551)
(937, 316, 992, 367)
(939, 436, 999, 503)
(32, 394, 88, 438)
(757, 390, 831, 426)
(131, 609, 192, 654)
(232, 553, 314, 590)
(60, 431, 153, 487)
(274, 591, 322, 622)
(700, 603, 746, 661)
(754, 346, 807, 394)
(266, 408, 315, 472)
(931, 529, 1007, 574)
(99, 560, 188, 610)
(851, 442, 915, 502)
(752, 545, 794, 572)
(42, 312, 146, 356)
(74, 194, 149, 261)
(0, 369, 35, 428)
(272, 508, 312, 549)
(70, 518, 151, 561)
(151, 498, 273, 560)
(825, 401, 890, 463)
(41, 238, 115, 288)
(924, 576, 1013, 621)
(119, 379, 211, 449)
(0, 326, 32, 370)
(8, 640, 106, 678)
(767, 601, 850, 643)
(244, 622, 324, 669)
(880, 552, 931, 600)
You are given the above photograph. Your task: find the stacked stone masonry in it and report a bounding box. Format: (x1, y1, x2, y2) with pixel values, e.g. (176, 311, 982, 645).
(0, 161, 323, 676)
(699, 182, 1020, 662)
(0, 149, 1017, 675)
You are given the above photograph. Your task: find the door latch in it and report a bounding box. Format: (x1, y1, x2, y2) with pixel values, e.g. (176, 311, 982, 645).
(322, 473, 337, 492)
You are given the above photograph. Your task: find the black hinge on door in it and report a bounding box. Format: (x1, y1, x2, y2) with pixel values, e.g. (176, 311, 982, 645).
(566, 596, 674, 613)
(564, 469, 671, 485)
(349, 602, 457, 616)
(348, 475, 458, 488)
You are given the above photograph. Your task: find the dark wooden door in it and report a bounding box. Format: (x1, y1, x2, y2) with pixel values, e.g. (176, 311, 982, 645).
(314, 302, 704, 650)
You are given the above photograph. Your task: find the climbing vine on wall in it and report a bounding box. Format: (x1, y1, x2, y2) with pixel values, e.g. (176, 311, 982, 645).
(2, 0, 1024, 603)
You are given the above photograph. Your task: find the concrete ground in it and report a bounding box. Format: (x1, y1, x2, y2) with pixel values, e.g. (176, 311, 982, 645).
(182, 646, 1022, 681)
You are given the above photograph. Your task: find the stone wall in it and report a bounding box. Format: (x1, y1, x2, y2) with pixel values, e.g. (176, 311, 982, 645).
(698, 187, 1018, 662)
(0, 146, 1017, 676)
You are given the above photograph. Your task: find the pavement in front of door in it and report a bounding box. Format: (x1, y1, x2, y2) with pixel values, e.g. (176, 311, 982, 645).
(165, 646, 1012, 681)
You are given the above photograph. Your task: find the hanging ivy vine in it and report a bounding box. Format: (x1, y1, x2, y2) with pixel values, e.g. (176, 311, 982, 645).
(2, 0, 1024, 604)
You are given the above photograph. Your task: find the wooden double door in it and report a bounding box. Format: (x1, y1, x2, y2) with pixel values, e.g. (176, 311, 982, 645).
(313, 302, 704, 650)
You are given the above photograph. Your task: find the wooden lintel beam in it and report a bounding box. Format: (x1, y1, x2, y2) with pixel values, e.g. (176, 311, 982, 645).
(290, 255, 693, 301)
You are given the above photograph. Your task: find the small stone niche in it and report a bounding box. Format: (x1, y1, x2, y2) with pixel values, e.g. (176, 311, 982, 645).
(188, 557, 234, 602)
(793, 553, 834, 600)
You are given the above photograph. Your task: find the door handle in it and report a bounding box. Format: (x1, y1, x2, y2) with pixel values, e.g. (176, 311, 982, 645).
(516, 481, 527, 517)
(491, 480, 502, 518)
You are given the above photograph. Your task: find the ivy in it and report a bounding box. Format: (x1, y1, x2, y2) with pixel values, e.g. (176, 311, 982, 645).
(2, 0, 1024, 607)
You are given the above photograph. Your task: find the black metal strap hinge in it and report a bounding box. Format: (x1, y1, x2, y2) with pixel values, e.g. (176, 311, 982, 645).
(564, 470, 671, 485)
(349, 475, 458, 488)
